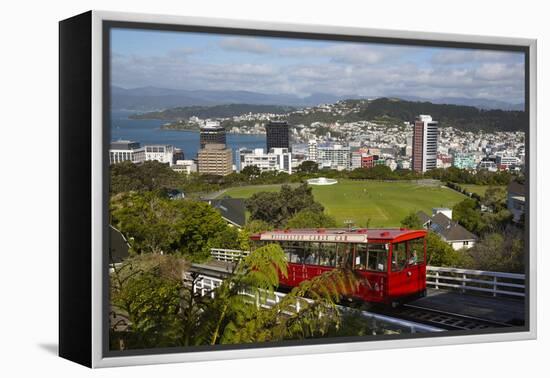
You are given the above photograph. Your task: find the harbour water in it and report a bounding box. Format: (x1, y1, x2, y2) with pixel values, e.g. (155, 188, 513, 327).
(110, 111, 266, 161)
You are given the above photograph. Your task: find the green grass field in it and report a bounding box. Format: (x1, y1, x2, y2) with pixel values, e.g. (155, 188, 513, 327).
(218, 180, 467, 227)
(461, 184, 505, 196)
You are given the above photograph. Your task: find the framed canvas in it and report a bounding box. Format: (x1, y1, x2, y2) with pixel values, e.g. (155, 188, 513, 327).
(59, 10, 537, 368)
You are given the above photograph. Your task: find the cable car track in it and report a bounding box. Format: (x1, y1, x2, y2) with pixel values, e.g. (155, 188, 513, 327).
(382, 304, 513, 331)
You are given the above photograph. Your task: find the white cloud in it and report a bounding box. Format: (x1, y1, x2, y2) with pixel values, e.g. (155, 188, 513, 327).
(219, 37, 272, 54)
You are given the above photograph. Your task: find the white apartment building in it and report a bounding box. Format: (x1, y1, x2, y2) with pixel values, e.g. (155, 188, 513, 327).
(307, 140, 318, 162)
(238, 147, 292, 174)
(133, 145, 175, 166)
(109, 140, 140, 165)
(317, 144, 350, 171)
(172, 160, 197, 174)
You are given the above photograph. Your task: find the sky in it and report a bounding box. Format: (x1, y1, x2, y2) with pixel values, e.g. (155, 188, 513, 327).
(111, 28, 526, 104)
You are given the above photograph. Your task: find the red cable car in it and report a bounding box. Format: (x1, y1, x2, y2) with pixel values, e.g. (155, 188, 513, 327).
(250, 228, 428, 305)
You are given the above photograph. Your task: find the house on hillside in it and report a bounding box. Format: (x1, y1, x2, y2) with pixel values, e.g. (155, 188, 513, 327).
(507, 181, 525, 223)
(205, 198, 246, 228)
(417, 208, 478, 250)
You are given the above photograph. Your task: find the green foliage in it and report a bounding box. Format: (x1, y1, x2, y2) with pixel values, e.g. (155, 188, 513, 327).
(110, 160, 185, 194)
(286, 209, 337, 229)
(110, 192, 230, 261)
(244, 219, 273, 234)
(464, 226, 525, 273)
(295, 160, 319, 174)
(400, 212, 423, 229)
(425, 231, 470, 267)
(241, 164, 262, 179)
(452, 198, 485, 235)
(110, 255, 186, 349)
(246, 183, 324, 227)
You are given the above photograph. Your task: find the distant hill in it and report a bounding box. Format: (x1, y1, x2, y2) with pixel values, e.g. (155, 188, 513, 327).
(111, 86, 347, 111)
(347, 98, 527, 132)
(129, 104, 295, 120)
(112, 86, 523, 111)
(129, 97, 527, 132)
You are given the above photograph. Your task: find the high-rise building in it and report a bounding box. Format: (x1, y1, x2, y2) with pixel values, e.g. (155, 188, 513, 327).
(200, 120, 226, 149)
(109, 140, 140, 164)
(412, 115, 438, 173)
(197, 143, 233, 176)
(266, 120, 290, 151)
(307, 140, 318, 162)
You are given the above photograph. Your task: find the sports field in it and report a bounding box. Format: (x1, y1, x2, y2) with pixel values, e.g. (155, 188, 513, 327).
(218, 179, 467, 227)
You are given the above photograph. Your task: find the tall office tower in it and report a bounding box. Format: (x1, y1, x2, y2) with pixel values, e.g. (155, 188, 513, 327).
(200, 120, 226, 149)
(197, 143, 233, 176)
(266, 120, 290, 151)
(412, 115, 438, 173)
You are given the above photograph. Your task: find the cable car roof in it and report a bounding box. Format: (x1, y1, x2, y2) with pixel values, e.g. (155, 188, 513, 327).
(254, 228, 426, 243)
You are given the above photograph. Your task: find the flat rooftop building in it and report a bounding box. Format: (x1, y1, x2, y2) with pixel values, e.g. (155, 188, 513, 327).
(197, 143, 233, 176)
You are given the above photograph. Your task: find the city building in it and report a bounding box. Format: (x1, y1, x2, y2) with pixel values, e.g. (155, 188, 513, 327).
(171, 160, 197, 174)
(417, 208, 477, 250)
(412, 115, 438, 173)
(200, 120, 226, 149)
(478, 159, 498, 172)
(453, 153, 476, 170)
(496, 155, 519, 170)
(173, 148, 185, 163)
(197, 143, 233, 176)
(133, 145, 175, 166)
(109, 140, 140, 165)
(317, 144, 350, 171)
(350, 151, 362, 170)
(237, 147, 292, 174)
(266, 120, 290, 151)
(361, 154, 374, 169)
(307, 140, 318, 162)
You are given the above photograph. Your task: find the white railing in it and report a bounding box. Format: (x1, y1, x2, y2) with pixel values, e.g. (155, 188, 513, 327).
(427, 266, 525, 298)
(209, 250, 525, 298)
(210, 248, 250, 262)
(190, 273, 442, 333)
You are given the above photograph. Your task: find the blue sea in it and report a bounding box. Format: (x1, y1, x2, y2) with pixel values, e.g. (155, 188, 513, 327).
(110, 110, 266, 162)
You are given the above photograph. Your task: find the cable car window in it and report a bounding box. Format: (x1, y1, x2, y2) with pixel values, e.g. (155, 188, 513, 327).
(319, 243, 337, 267)
(356, 244, 387, 272)
(336, 243, 352, 268)
(408, 238, 425, 265)
(304, 242, 320, 265)
(282, 241, 303, 264)
(392, 242, 407, 271)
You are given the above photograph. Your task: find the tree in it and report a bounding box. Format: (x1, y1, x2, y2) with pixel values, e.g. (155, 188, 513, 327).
(110, 192, 231, 261)
(482, 186, 507, 212)
(400, 212, 423, 229)
(465, 226, 524, 273)
(241, 165, 261, 180)
(453, 198, 485, 234)
(296, 160, 319, 174)
(110, 254, 187, 349)
(286, 209, 337, 229)
(110, 160, 185, 194)
(246, 183, 324, 227)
